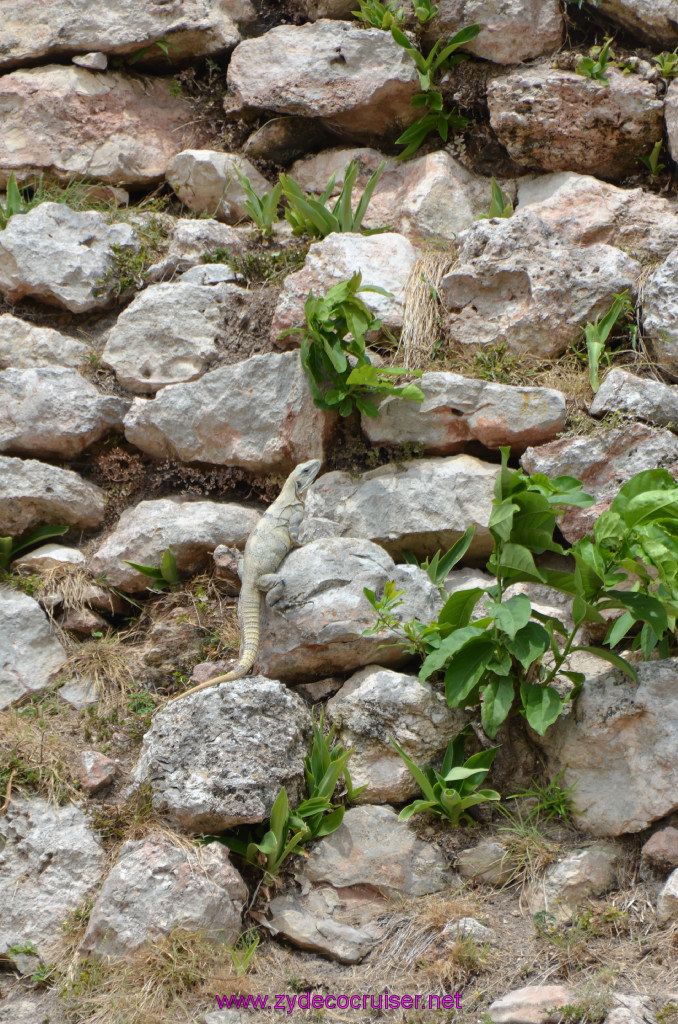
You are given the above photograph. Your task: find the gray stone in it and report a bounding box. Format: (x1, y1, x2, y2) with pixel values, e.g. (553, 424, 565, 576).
(0, 798, 105, 969)
(0, 203, 140, 313)
(591, 369, 678, 429)
(146, 218, 247, 282)
(271, 231, 418, 344)
(527, 845, 620, 923)
(264, 886, 382, 963)
(133, 678, 312, 832)
(643, 246, 678, 376)
(0, 314, 90, 370)
(300, 804, 453, 895)
(0, 367, 128, 458)
(327, 666, 465, 803)
(443, 917, 497, 944)
(166, 149, 270, 223)
(89, 498, 260, 593)
(666, 81, 678, 167)
(72, 51, 108, 70)
(589, 0, 678, 49)
(0, 66, 203, 188)
(657, 867, 678, 925)
(518, 173, 678, 261)
(0, 587, 67, 709)
(457, 839, 515, 885)
(299, 456, 498, 560)
(255, 537, 442, 683)
(179, 264, 239, 285)
(441, 210, 640, 358)
(488, 985, 574, 1024)
(0, 456, 106, 535)
(0, 0, 255, 70)
(12, 543, 86, 572)
(488, 66, 663, 179)
(535, 659, 678, 835)
(102, 281, 243, 393)
(226, 20, 419, 140)
(204, 1012, 246, 1024)
(79, 836, 246, 958)
(362, 371, 566, 454)
(123, 351, 336, 473)
(424, 0, 563, 65)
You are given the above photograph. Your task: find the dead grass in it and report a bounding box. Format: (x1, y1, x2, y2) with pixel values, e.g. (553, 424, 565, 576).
(60, 630, 139, 704)
(397, 251, 456, 370)
(0, 703, 81, 808)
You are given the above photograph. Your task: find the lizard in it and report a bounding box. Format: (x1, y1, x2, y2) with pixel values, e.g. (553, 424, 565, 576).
(171, 458, 322, 701)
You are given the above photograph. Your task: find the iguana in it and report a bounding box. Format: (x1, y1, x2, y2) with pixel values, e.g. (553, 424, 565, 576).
(171, 458, 322, 701)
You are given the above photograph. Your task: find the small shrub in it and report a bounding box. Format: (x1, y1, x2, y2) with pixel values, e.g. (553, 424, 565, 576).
(576, 37, 615, 85)
(123, 547, 180, 592)
(654, 48, 678, 78)
(413, 0, 439, 25)
(0, 172, 25, 228)
(279, 159, 387, 238)
(478, 178, 513, 220)
(638, 140, 666, 177)
(234, 169, 282, 237)
(281, 271, 424, 418)
(581, 290, 633, 392)
(352, 0, 404, 29)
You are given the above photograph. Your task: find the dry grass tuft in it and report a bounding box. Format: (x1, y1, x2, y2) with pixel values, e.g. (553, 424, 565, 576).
(60, 630, 139, 704)
(398, 250, 456, 370)
(0, 705, 81, 808)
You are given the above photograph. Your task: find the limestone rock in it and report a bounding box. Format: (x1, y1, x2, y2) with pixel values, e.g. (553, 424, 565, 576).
(441, 211, 640, 358)
(264, 886, 383, 963)
(666, 81, 678, 166)
(289, 147, 504, 244)
(326, 666, 465, 803)
(0, 456, 106, 535)
(89, 498, 260, 592)
(299, 456, 497, 559)
(180, 264, 239, 285)
(303, 0, 355, 15)
(488, 985, 574, 1024)
(102, 281, 244, 393)
(641, 828, 678, 876)
(166, 150, 270, 223)
(73, 52, 108, 70)
(642, 246, 678, 376)
(226, 20, 419, 140)
(300, 805, 453, 895)
(444, 917, 497, 944)
(78, 751, 117, 794)
(591, 369, 678, 429)
(123, 351, 336, 473)
(457, 839, 515, 885)
(0, 368, 128, 458)
(272, 231, 418, 345)
(0, 66, 202, 188)
(488, 67, 663, 180)
(0, 799, 105, 968)
(0, 203, 140, 313)
(0, 0, 255, 70)
(518, 173, 678, 260)
(79, 836, 246, 958)
(589, 0, 678, 49)
(255, 538, 442, 683)
(657, 868, 678, 925)
(0, 587, 67, 709)
(133, 678, 311, 832)
(535, 659, 678, 835)
(0, 314, 90, 370)
(362, 371, 566, 454)
(146, 218, 247, 282)
(11, 543, 86, 572)
(521, 425, 678, 541)
(527, 845, 620, 923)
(424, 0, 563, 65)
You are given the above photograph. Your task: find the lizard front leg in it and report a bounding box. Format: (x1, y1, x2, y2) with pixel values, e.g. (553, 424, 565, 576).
(258, 572, 288, 612)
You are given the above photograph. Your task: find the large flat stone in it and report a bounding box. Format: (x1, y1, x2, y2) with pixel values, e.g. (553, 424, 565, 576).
(0, 455, 106, 535)
(424, 0, 563, 65)
(642, 245, 678, 376)
(166, 150, 270, 224)
(0, 314, 90, 370)
(0, 587, 67, 709)
(590, 0, 678, 48)
(123, 351, 336, 473)
(591, 369, 678, 429)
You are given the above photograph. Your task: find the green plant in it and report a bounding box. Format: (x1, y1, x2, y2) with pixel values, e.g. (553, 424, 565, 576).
(478, 178, 513, 220)
(654, 48, 678, 78)
(123, 548, 180, 592)
(506, 769, 576, 824)
(639, 140, 666, 177)
(395, 90, 471, 160)
(205, 242, 309, 283)
(582, 290, 633, 392)
(234, 169, 282, 237)
(0, 524, 68, 571)
(403, 526, 476, 597)
(229, 929, 260, 976)
(305, 708, 366, 811)
(0, 172, 24, 228)
(392, 24, 478, 90)
(279, 159, 386, 239)
(352, 0, 404, 28)
(413, 0, 439, 25)
(365, 455, 672, 739)
(576, 37, 615, 84)
(127, 38, 175, 64)
(391, 727, 500, 824)
(282, 272, 424, 418)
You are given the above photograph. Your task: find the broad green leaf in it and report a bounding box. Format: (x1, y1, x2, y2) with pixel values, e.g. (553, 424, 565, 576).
(522, 685, 563, 736)
(123, 560, 164, 579)
(444, 638, 495, 706)
(506, 621, 550, 669)
(571, 645, 637, 680)
(488, 593, 532, 638)
(489, 542, 545, 584)
(161, 547, 179, 585)
(419, 623, 482, 681)
(439, 587, 485, 629)
(600, 590, 668, 636)
(390, 737, 437, 801)
(437, 525, 476, 576)
(481, 675, 515, 738)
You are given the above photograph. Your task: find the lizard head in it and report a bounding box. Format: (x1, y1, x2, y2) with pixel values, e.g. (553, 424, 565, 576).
(291, 458, 322, 498)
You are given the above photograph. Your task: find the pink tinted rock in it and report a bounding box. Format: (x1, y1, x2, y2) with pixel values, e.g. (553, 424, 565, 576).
(489, 985, 573, 1024)
(78, 751, 117, 794)
(641, 828, 678, 875)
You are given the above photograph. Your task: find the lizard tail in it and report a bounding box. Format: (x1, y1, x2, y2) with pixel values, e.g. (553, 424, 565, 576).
(170, 587, 261, 702)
